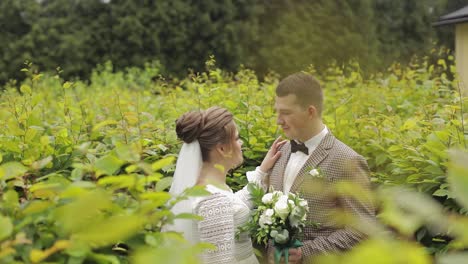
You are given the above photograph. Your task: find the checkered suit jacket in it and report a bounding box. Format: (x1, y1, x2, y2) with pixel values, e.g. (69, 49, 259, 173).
(267, 132, 375, 262)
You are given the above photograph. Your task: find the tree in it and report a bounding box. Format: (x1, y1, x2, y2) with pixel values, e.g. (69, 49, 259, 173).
(243, 0, 379, 76)
(373, 0, 448, 65)
(0, 0, 261, 83)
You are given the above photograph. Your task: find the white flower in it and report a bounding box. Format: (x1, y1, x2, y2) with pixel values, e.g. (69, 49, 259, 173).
(309, 168, 320, 177)
(259, 210, 274, 227)
(299, 199, 308, 208)
(274, 198, 290, 220)
(289, 206, 307, 228)
(278, 195, 288, 203)
(262, 193, 274, 204)
(272, 191, 283, 198)
(265, 208, 274, 217)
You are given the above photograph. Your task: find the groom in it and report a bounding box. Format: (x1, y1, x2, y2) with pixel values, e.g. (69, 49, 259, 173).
(266, 72, 375, 263)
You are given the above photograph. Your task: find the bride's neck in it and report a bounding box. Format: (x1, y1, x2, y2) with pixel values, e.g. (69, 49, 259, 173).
(197, 162, 227, 186)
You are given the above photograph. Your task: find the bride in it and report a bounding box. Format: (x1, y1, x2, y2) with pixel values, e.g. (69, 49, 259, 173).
(165, 106, 285, 264)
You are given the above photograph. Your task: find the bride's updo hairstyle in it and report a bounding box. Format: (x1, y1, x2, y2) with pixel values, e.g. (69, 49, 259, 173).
(176, 107, 236, 162)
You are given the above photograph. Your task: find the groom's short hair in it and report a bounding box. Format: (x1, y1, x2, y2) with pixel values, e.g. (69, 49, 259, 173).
(276, 72, 323, 116)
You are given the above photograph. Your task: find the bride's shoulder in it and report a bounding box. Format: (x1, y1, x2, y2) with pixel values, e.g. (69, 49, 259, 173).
(194, 192, 233, 217)
(193, 184, 234, 209)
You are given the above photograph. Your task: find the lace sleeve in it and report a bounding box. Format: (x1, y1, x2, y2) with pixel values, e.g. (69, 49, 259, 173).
(235, 166, 268, 209)
(195, 194, 236, 264)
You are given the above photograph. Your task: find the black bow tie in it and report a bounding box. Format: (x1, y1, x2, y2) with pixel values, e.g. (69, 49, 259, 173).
(290, 140, 308, 155)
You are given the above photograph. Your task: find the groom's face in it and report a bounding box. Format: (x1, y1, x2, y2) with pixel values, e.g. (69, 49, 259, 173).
(274, 94, 311, 142)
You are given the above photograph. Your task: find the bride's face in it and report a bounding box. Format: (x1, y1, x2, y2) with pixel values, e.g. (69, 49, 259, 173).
(231, 129, 244, 168)
(216, 122, 244, 170)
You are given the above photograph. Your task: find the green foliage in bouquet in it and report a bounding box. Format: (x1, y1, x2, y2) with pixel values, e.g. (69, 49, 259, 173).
(238, 183, 309, 244)
(238, 183, 311, 263)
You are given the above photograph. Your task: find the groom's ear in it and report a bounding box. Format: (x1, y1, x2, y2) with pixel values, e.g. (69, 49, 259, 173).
(307, 105, 318, 118)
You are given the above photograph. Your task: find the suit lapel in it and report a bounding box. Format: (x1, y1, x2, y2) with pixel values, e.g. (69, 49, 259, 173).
(270, 142, 291, 192)
(290, 133, 335, 192)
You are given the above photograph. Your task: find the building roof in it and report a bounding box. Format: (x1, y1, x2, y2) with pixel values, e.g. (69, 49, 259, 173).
(433, 5, 468, 26)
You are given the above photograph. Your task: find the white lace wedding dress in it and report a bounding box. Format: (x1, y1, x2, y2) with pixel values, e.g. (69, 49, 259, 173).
(164, 141, 264, 263)
(176, 170, 263, 264)
(192, 182, 259, 264)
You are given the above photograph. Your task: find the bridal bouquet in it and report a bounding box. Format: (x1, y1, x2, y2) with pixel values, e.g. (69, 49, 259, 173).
(238, 184, 309, 263)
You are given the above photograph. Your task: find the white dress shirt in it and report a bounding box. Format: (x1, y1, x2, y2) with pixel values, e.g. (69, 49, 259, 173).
(283, 126, 329, 194)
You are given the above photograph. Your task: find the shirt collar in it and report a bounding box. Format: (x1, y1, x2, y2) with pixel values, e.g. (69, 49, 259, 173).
(301, 126, 328, 151)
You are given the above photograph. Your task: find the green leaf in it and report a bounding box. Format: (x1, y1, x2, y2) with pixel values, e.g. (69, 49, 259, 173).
(155, 177, 173, 192)
(87, 252, 120, 264)
(97, 175, 136, 189)
(406, 174, 421, 183)
(151, 156, 175, 172)
(24, 128, 38, 143)
(0, 162, 28, 180)
(63, 81, 73, 89)
(130, 246, 185, 264)
(379, 187, 446, 236)
(54, 190, 113, 234)
(247, 183, 265, 203)
(174, 213, 203, 221)
(144, 234, 158, 247)
(30, 181, 63, 199)
(70, 168, 84, 180)
(74, 215, 145, 247)
(22, 200, 53, 215)
(20, 85, 32, 95)
(131, 239, 208, 264)
(139, 192, 171, 207)
(66, 239, 90, 258)
(158, 144, 168, 152)
(95, 155, 124, 176)
(183, 185, 211, 197)
(3, 190, 19, 210)
(115, 144, 140, 163)
(402, 118, 417, 130)
(31, 156, 53, 170)
(125, 164, 138, 174)
(375, 153, 387, 166)
(249, 137, 258, 145)
(0, 215, 13, 241)
(387, 145, 402, 153)
(2, 141, 22, 153)
(59, 182, 96, 199)
(432, 189, 449, 197)
(92, 120, 118, 132)
(137, 174, 163, 188)
(317, 239, 432, 264)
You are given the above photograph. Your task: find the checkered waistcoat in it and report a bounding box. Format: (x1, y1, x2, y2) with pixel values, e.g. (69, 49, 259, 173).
(268, 132, 375, 262)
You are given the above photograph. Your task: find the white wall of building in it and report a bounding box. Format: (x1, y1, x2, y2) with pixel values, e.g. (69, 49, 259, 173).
(456, 23, 468, 95)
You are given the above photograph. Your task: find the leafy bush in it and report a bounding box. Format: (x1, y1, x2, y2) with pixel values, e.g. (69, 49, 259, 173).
(0, 56, 466, 263)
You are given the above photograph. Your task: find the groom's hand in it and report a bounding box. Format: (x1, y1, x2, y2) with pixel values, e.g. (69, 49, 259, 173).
(267, 246, 303, 264)
(260, 136, 287, 172)
(287, 247, 302, 263)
